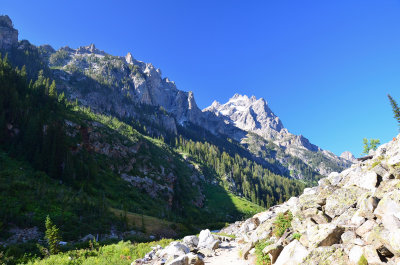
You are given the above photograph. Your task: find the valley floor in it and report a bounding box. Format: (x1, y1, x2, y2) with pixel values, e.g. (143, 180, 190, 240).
(204, 241, 253, 265)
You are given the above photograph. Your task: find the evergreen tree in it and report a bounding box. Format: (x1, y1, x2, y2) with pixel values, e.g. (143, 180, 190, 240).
(44, 215, 61, 255)
(388, 94, 400, 128)
(49, 80, 57, 97)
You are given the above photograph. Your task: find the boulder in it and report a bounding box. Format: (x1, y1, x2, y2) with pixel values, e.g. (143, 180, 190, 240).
(241, 242, 254, 260)
(254, 211, 273, 224)
(374, 179, 400, 199)
(183, 235, 199, 248)
(303, 246, 348, 265)
(306, 223, 344, 248)
(357, 195, 379, 220)
(262, 242, 283, 263)
(388, 153, 400, 167)
(197, 229, 217, 249)
(185, 253, 204, 265)
(345, 171, 378, 191)
(325, 186, 365, 219)
(362, 245, 382, 264)
(341, 231, 356, 244)
(388, 228, 400, 256)
(332, 207, 357, 226)
(274, 240, 309, 265)
(165, 255, 189, 265)
(327, 172, 342, 186)
(350, 210, 366, 227)
(372, 164, 390, 180)
(374, 190, 400, 231)
(348, 245, 363, 265)
(197, 248, 214, 257)
(159, 242, 190, 260)
(356, 220, 376, 237)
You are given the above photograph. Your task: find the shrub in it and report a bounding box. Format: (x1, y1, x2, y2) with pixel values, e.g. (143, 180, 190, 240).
(255, 239, 271, 265)
(273, 211, 293, 237)
(292, 233, 301, 240)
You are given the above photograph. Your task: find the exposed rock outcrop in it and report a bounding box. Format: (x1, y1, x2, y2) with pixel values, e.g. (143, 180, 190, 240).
(0, 15, 18, 50)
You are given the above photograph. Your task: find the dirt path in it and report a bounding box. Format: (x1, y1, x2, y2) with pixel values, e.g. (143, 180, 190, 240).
(204, 241, 254, 265)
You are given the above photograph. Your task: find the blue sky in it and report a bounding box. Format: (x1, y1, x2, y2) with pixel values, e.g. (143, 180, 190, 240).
(3, 0, 400, 156)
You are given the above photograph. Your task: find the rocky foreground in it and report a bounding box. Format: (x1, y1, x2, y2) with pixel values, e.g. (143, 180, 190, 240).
(137, 135, 400, 265)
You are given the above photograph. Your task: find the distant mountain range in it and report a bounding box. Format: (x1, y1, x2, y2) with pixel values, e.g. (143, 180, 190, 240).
(0, 14, 354, 179)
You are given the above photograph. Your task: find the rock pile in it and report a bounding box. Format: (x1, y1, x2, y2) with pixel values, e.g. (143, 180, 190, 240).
(134, 229, 231, 265)
(219, 135, 400, 264)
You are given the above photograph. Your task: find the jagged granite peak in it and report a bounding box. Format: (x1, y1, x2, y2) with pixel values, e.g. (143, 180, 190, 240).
(204, 93, 352, 176)
(340, 151, 356, 162)
(0, 15, 18, 50)
(204, 93, 285, 139)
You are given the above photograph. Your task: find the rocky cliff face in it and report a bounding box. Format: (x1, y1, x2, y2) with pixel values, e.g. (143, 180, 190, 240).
(204, 94, 353, 176)
(0, 15, 18, 50)
(220, 135, 400, 264)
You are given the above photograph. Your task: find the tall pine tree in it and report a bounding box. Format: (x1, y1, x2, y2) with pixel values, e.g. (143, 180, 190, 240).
(388, 94, 400, 128)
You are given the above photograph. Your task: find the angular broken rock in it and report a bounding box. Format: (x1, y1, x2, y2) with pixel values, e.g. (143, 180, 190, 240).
(262, 242, 283, 264)
(197, 229, 218, 249)
(362, 245, 382, 264)
(274, 240, 309, 265)
(348, 245, 363, 265)
(306, 223, 344, 249)
(185, 253, 204, 265)
(325, 186, 365, 219)
(183, 235, 199, 248)
(241, 242, 254, 260)
(165, 255, 189, 265)
(374, 190, 400, 231)
(302, 246, 348, 265)
(356, 220, 376, 237)
(159, 242, 190, 260)
(340, 231, 356, 244)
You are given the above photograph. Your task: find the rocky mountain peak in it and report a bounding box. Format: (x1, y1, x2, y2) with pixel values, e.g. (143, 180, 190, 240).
(0, 15, 18, 50)
(125, 52, 134, 64)
(340, 151, 357, 162)
(204, 93, 284, 135)
(76, 43, 106, 55)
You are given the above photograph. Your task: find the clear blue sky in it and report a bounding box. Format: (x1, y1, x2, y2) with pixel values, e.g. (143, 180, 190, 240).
(3, 0, 400, 156)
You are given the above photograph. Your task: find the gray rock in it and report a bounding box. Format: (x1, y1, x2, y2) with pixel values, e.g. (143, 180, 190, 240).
(241, 242, 254, 260)
(341, 231, 356, 244)
(356, 220, 376, 237)
(197, 229, 218, 249)
(374, 190, 400, 231)
(325, 186, 365, 218)
(159, 242, 190, 260)
(262, 243, 283, 263)
(274, 240, 309, 265)
(348, 245, 364, 265)
(183, 235, 199, 248)
(306, 223, 344, 249)
(165, 255, 189, 265)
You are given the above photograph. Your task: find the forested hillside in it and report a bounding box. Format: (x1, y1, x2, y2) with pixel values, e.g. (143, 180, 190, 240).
(0, 51, 311, 263)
